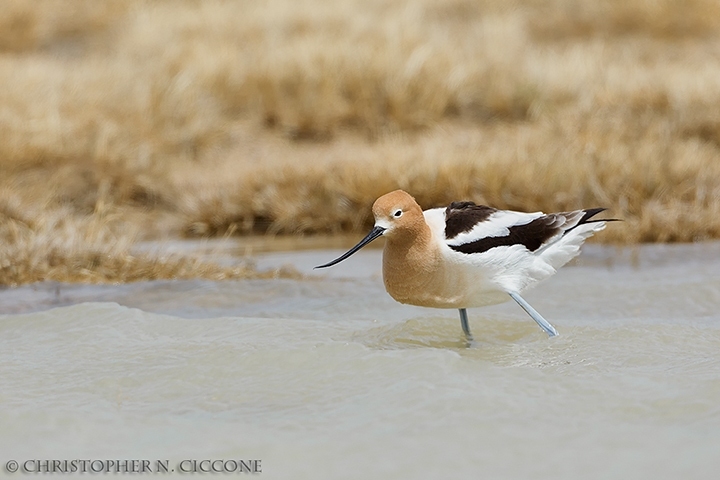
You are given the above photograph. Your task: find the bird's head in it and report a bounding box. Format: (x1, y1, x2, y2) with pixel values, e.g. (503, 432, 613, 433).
(314, 189, 422, 269)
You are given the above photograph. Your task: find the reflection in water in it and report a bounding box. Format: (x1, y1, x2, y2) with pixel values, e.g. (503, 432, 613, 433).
(360, 315, 540, 351)
(1, 243, 720, 479)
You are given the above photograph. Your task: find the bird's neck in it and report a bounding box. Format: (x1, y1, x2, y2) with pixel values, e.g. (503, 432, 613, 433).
(381, 222, 441, 304)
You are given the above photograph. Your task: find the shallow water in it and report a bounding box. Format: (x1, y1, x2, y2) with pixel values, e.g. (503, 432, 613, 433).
(1, 242, 720, 479)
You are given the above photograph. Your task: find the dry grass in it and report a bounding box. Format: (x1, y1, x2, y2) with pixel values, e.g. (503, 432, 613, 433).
(1, 0, 720, 284)
(0, 189, 293, 286)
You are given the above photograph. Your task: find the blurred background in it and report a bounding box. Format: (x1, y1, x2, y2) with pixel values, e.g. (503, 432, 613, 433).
(1, 0, 720, 285)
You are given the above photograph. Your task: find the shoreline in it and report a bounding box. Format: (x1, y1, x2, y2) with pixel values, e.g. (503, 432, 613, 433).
(3, 240, 719, 314)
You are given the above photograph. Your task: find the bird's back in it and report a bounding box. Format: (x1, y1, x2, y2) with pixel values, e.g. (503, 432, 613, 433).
(424, 203, 610, 305)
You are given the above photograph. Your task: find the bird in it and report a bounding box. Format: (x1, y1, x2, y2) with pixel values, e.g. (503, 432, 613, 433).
(315, 190, 617, 340)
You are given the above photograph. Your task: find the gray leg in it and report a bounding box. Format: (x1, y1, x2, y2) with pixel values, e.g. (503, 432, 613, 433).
(508, 292, 558, 337)
(458, 308, 473, 340)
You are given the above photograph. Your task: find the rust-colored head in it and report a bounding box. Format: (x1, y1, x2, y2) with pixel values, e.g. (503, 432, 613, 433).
(315, 190, 424, 269)
(371, 190, 424, 238)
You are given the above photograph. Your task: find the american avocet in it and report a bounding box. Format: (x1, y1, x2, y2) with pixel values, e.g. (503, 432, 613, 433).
(316, 190, 616, 339)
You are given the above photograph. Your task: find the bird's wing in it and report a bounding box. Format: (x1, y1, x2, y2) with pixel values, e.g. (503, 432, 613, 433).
(444, 202, 608, 255)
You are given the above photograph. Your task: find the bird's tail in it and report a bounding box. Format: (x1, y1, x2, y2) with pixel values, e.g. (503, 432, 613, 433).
(541, 208, 619, 270)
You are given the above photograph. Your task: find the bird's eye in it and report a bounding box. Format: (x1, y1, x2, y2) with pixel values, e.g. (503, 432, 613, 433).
(393, 209, 403, 218)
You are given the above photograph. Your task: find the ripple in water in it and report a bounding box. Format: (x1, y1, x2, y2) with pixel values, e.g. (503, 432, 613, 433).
(1, 243, 720, 479)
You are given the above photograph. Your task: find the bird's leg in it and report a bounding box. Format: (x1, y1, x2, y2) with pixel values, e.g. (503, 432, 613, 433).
(458, 308, 473, 341)
(508, 292, 558, 337)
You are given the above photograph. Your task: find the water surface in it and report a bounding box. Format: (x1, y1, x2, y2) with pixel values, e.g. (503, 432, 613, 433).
(1, 243, 720, 479)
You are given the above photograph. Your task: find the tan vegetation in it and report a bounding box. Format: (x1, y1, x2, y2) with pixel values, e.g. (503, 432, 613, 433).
(1, 0, 720, 284)
(0, 189, 294, 285)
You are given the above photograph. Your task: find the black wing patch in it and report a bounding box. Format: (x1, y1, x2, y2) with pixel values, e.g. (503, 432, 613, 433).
(449, 207, 611, 255)
(444, 201, 496, 240)
(450, 215, 562, 254)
